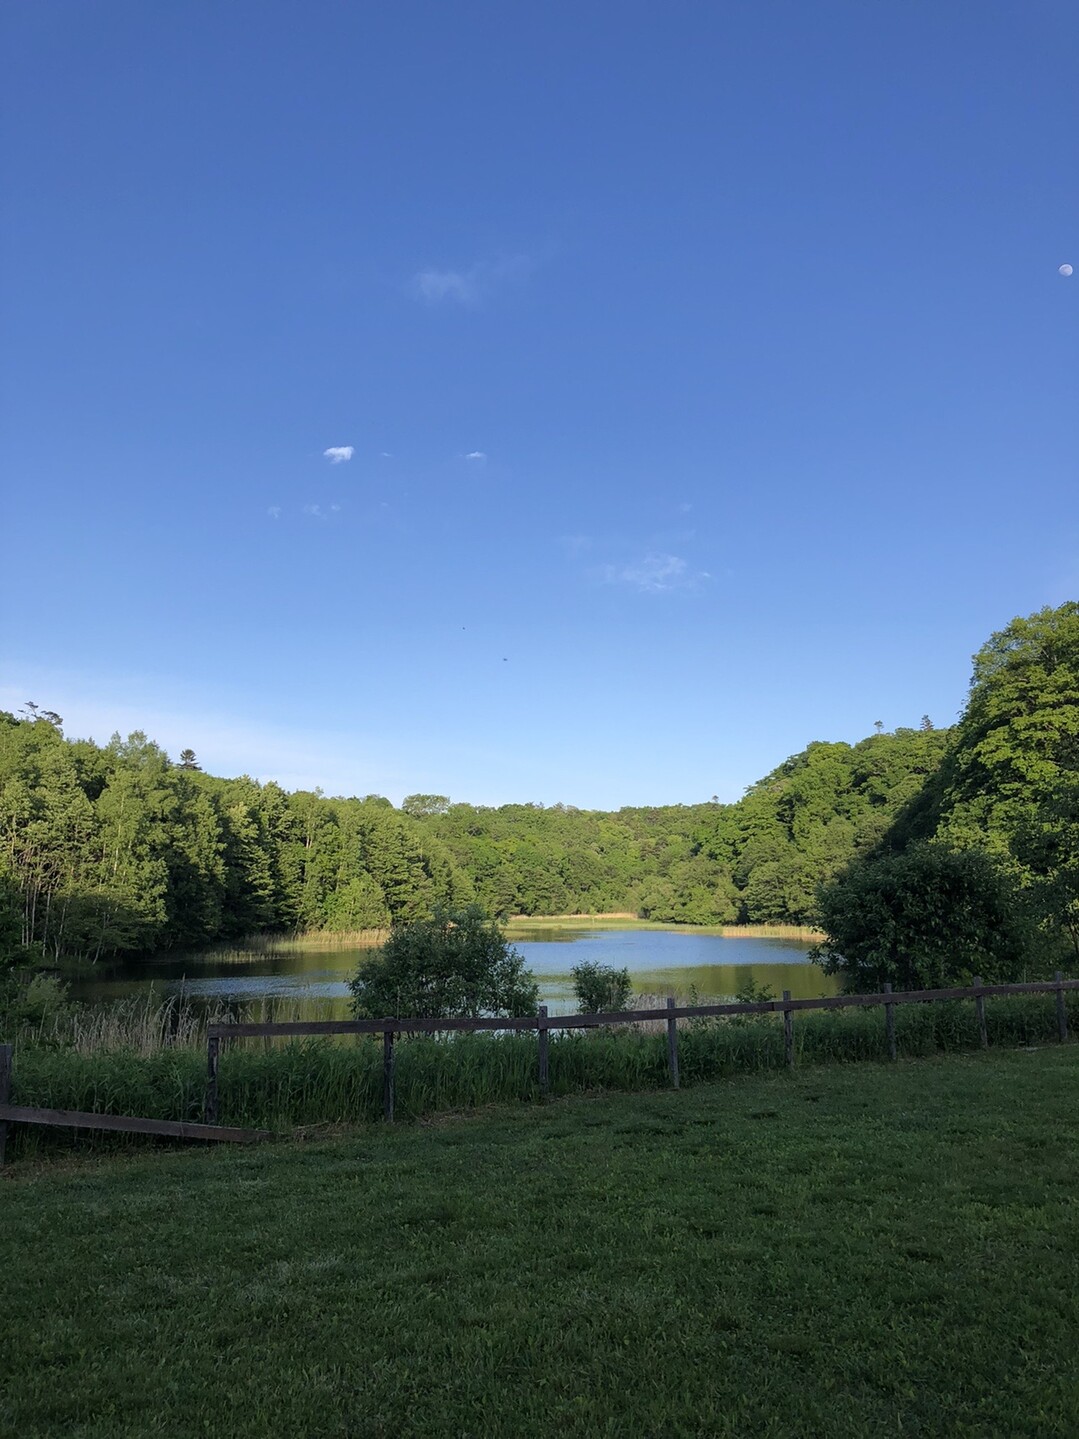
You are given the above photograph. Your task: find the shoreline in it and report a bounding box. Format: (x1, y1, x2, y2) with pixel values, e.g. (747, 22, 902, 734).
(504, 914, 825, 942)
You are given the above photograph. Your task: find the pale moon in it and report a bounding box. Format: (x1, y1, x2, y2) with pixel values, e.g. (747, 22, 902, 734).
(1060, 264, 1074, 277)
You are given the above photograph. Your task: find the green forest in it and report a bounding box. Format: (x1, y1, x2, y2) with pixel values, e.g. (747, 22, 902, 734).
(2, 602, 1077, 974)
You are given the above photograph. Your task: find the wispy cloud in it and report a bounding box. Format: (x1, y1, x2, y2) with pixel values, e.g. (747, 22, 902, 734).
(323, 446, 354, 464)
(601, 553, 709, 594)
(416, 269, 476, 303)
(465, 451, 487, 462)
(267, 506, 281, 520)
(303, 503, 324, 518)
(413, 254, 529, 305)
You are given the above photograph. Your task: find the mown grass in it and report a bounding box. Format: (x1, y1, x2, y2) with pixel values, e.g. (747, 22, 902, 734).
(4, 1049, 1079, 1436)
(8, 991, 1079, 1159)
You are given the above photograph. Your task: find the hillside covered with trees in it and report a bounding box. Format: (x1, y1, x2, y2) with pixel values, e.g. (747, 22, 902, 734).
(3, 601, 1077, 970)
(0, 712, 952, 964)
(816, 603, 1079, 986)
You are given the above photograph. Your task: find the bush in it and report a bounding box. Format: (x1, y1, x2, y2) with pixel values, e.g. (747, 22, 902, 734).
(814, 842, 1033, 992)
(0, 963, 78, 1043)
(571, 960, 633, 1013)
(349, 905, 538, 1020)
(734, 975, 777, 1005)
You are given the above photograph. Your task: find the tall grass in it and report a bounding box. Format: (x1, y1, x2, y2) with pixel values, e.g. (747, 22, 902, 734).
(504, 915, 825, 939)
(716, 923, 825, 941)
(9, 989, 1079, 1160)
(22, 988, 333, 1056)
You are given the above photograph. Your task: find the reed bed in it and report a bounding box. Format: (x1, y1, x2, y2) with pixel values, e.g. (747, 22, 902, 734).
(8, 990, 1079, 1160)
(716, 924, 825, 941)
(24, 988, 335, 1056)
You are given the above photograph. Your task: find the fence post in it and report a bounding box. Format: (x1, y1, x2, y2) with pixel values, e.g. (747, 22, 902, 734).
(204, 1034, 220, 1125)
(1056, 971, 1068, 1043)
(973, 976, 988, 1049)
(883, 982, 897, 1061)
(537, 1005, 550, 1097)
(0, 1043, 11, 1166)
(666, 997, 680, 1090)
(383, 1025, 396, 1123)
(782, 990, 795, 1069)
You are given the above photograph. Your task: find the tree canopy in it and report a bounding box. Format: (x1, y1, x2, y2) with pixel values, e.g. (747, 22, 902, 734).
(816, 603, 1079, 987)
(348, 905, 538, 1019)
(6, 600, 1075, 977)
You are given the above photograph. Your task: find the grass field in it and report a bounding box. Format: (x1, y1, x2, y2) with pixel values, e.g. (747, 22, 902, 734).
(5, 1048, 1079, 1436)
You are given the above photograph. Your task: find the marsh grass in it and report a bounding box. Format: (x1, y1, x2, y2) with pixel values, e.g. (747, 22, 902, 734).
(9, 989, 1079, 1160)
(716, 923, 825, 941)
(505, 914, 824, 940)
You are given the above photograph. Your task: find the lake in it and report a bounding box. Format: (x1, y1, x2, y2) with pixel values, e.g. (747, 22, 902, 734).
(67, 925, 839, 1018)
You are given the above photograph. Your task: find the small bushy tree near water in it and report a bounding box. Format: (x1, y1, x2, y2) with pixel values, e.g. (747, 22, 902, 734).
(349, 905, 538, 1019)
(571, 960, 632, 1013)
(813, 842, 1034, 992)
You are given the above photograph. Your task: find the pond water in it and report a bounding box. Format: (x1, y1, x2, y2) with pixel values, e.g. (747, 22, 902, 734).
(67, 926, 838, 1019)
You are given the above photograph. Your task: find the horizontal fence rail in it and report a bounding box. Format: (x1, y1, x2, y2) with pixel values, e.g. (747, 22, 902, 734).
(0, 1042, 272, 1164)
(202, 973, 1079, 1125)
(0, 1103, 272, 1146)
(205, 977, 1079, 1040)
(5, 979, 1076, 1158)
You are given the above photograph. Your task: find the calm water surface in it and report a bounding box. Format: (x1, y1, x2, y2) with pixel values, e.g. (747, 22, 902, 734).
(68, 927, 838, 1018)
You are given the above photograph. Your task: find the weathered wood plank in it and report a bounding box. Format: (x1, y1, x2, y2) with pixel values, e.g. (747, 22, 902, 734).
(782, 990, 795, 1068)
(666, 996, 680, 1090)
(537, 1005, 550, 1096)
(383, 1025, 395, 1124)
(883, 982, 897, 1061)
(0, 1043, 11, 1166)
(204, 978, 1079, 1042)
(1056, 971, 1068, 1043)
(0, 1104, 271, 1144)
(205, 1033, 220, 1125)
(974, 976, 989, 1049)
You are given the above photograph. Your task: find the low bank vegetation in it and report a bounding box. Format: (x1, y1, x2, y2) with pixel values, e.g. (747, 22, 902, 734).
(8, 988, 1079, 1161)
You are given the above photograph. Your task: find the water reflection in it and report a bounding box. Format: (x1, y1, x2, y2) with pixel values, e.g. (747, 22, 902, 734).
(67, 927, 838, 1019)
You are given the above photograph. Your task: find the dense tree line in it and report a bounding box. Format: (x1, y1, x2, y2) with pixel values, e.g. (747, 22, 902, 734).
(817, 604, 1079, 987)
(4, 603, 1073, 987)
(0, 702, 957, 963)
(694, 726, 953, 924)
(0, 719, 470, 961)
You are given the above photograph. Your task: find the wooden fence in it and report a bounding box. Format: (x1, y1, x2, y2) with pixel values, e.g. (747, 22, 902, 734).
(0, 1042, 271, 1164)
(204, 972, 1079, 1125)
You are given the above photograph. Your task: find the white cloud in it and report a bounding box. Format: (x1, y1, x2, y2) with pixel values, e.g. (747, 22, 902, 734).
(303, 504, 324, 518)
(465, 451, 487, 462)
(267, 506, 281, 519)
(379, 451, 393, 458)
(416, 269, 476, 303)
(323, 446, 354, 464)
(601, 553, 708, 594)
(413, 254, 530, 305)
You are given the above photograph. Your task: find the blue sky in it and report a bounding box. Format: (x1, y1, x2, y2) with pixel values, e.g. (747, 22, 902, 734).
(2, 1, 1076, 808)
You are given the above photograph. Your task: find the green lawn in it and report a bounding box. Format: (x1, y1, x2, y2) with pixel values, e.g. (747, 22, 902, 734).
(5, 1049, 1079, 1437)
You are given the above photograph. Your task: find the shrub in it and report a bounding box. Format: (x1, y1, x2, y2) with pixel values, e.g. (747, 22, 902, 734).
(814, 843, 1033, 991)
(349, 905, 538, 1019)
(571, 960, 633, 1013)
(734, 975, 777, 1005)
